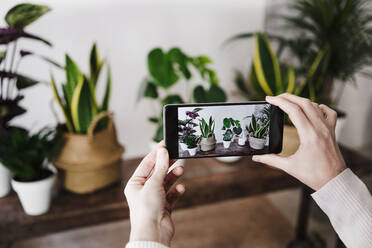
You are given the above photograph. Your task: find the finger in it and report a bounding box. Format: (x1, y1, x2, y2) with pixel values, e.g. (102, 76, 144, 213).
(165, 166, 184, 192)
(166, 184, 185, 209)
(252, 154, 288, 171)
(319, 104, 338, 129)
(266, 95, 313, 141)
(131, 141, 165, 179)
(279, 93, 326, 128)
(149, 148, 170, 185)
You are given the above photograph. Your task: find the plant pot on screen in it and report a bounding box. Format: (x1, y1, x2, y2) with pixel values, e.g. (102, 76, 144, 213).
(51, 45, 124, 194)
(0, 127, 60, 215)
(199, 117, 216, 152)
(183, 135, 199, 156)
(247, 115, 269, 150)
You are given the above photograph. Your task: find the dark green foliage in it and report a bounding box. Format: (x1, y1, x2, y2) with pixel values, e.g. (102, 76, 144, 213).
(223, 129, 233, 141)
(248, 115, 269, 139)
(0, 3, 54, 131)
(183, 135, 199, 149)
(199, 116, 215, 138)
(0, 127, 61, 182)
(222, 117, 242, 137)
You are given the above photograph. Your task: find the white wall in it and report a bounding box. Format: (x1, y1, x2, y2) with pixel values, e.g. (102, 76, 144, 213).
(1, 0, 266, 158)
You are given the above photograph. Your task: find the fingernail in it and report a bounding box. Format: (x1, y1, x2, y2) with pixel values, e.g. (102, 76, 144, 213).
(252, 155, 259, 162)
(265, 96, 272, 101)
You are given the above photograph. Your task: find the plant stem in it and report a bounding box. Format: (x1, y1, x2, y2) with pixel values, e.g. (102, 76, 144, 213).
(7, 41, 17, 99)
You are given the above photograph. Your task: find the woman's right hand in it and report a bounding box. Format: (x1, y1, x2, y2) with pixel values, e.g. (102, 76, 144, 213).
(252, 94, 347, 191)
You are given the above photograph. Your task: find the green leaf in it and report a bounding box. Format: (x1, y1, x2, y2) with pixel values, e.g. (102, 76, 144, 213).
(168, 47, 191, 79)
(223, 118, 231, 128)
(149, 117, 159, 123)
(89, 43, 104, 87)
(153, 123, 164, 142)
(253, 33, 282, 95)
(101, 65, 111, 111)
(148, 48, 179, 89)
(0, 71, 39, 89)
(143, 81, 158, 99)
(161, 94, 184, 106)
(65, 55, 82, 104)
(193, 84, 227, 103)
(5, 4, 51, 28)
(0, 52, 5, 65)
(71, 76, 94, 133)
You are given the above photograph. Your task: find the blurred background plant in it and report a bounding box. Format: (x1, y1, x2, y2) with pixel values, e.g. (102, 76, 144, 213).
(0, 126, 60, 182)
(0, 3, 59, 135)
(51, 43, 111, 134)
(138, 47, 227, 142)
(227, 0, 372, 106)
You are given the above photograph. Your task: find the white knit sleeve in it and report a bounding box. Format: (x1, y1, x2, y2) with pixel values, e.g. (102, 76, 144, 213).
(311, 168, 372, 248)
(125, 241, 169, 248)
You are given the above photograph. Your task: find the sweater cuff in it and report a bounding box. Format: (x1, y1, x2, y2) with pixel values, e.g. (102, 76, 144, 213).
(311, 168, 372, 247)
(125, 241, 169, 248)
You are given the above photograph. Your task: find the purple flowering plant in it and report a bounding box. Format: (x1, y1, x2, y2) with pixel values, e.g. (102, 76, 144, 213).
(178, 108, 202, 143)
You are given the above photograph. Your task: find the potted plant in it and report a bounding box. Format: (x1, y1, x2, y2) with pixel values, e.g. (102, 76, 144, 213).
(247, 115, 269, 150)
(178, 108, 201, 150)
(183, 135, 199, 156)
(0, 127, 60, 215)
(199, 116, 216, 151)
(50, 44, 124, 194)
(221, 118, 235, 148)
(0, 3, 57, 197)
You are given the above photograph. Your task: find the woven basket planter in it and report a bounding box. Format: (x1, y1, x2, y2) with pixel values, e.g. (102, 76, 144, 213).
(54, 112, 124, 194)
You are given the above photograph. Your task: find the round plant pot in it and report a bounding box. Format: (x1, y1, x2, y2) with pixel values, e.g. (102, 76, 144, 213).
(180, 142, 188, 151)
(249, 136, 266, 150)
(187, 147, 197, 156)
(54, 114, 124, 194)
(223, 140, 231, 148)
(238, 136, 246, 146)
(11, 166, 57, 216)
(149, 141, 185, 172)
(0, 163, 11, 198)
(216, 156, 242, 163)
(200, 135, 216, 152)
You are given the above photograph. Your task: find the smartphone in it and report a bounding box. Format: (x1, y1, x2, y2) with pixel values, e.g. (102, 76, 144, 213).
(164, 101, 284, 159)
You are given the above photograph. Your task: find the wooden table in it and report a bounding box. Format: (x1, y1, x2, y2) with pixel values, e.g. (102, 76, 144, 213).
(0, 145, 371, 247)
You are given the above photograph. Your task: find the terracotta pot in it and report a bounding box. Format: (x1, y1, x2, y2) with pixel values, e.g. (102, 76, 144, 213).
(54, 112, 124, 194)
(200, 135, 216, 152)
(280, 125, 300, 157)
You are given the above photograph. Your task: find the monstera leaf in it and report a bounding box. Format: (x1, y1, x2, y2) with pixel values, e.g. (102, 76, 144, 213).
(5, 3, 51, 29)
(148, 48, 179, 89)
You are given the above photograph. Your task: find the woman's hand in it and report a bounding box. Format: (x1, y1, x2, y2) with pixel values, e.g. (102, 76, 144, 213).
(253, 94, 347, 190)
(124, 142, 185, 246)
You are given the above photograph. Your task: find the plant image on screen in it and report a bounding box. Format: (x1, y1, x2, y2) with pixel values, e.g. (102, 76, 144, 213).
(177, 104, 271, 158)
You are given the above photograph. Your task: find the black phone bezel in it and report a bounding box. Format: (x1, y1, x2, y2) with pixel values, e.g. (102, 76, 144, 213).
(164, 101, 284, 159)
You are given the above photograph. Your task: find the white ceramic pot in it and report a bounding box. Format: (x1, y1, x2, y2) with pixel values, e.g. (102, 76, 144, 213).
(149, 141, 185, 173)
(180, 142, 188, 151)
(249, 136, 266, 150)
(0, 163, 11, 198)
(187, 147, 197, 156)
(238, 136, 246, 146)
(223, 140, 231, 148)
(11, 166, 57, 216)
(216, 156, 242, 163)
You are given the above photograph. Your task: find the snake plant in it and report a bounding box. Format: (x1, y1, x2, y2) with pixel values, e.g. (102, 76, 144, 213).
(51, 43, 111, 134)
(233, 33, 328, 102)
(199, 116, 215, 138)
(247, 115, 269, 139)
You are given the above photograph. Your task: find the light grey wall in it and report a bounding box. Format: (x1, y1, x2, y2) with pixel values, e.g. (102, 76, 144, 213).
(1, 0, 266, 158)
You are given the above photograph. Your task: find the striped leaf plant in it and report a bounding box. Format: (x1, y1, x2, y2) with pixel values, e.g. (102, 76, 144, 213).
(51, 43, 111, 134)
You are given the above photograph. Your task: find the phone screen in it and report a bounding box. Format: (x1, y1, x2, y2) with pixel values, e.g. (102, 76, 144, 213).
(164, 102, 283, 159)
